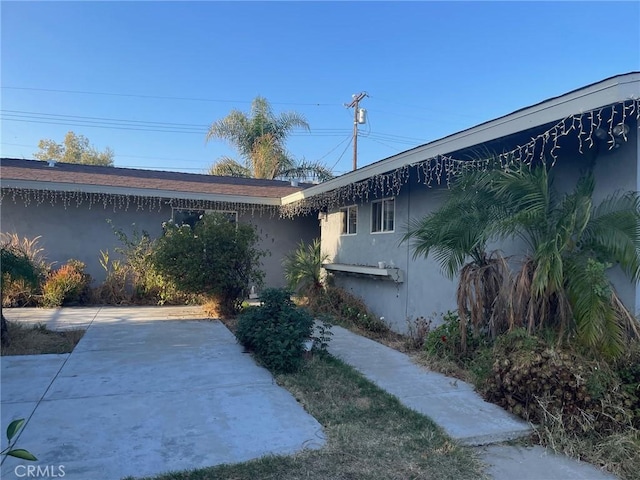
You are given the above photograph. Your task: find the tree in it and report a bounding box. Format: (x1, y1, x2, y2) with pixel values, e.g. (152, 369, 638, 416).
(206, 96, 333, 182)
(153, 213, 265, 317)
(405, 161, 640, 359)
(1, 246, 39, 346)
(34, 131, 114, 166)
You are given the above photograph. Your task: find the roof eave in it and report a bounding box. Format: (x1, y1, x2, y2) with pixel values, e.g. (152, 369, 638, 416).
(282, 72, 639, 205)
(1, 179, 283, 206)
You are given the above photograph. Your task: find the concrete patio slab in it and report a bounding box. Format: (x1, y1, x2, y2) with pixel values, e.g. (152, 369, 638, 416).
(1, 307, 325, 480)
(1, 354, 69, 403)
(328, 325, 532, 446)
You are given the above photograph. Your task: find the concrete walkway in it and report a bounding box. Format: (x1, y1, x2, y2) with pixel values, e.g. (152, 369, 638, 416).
(327, 325, 617, 480)
(1, 307, 324, 480)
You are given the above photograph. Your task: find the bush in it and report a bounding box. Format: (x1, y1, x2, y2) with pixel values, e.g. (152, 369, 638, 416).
(309, 285, 389, 333)
(424, 311, 487, 362)
(0, 234, 48, 307)
(42, 260, 91, 307)
(96, 222, 197, 306)
(236, 288, 314, 373)
(154, 214, 265, 317)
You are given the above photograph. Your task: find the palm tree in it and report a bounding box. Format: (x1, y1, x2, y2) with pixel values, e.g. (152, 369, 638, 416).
(405, 161, 640, 359)
(490, 165, 640, 358)
(404, 170, 511, 349)
(283, 239, 329, 297)
(206, 96, 333, 182)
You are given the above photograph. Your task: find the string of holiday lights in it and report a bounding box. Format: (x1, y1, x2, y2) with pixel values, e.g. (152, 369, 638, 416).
(1, 100, 637, 220)
(280, 99, 639, 218)
(0, 188, 280, 217)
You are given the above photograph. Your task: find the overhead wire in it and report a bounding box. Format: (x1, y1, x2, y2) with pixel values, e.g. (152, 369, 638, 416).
(1, 86, 338, 107)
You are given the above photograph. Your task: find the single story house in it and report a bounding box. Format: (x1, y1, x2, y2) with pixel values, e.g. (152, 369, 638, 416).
(2, 72, 638, 332)
(0, 161, 319, 288)
(279, 72, 640, 331)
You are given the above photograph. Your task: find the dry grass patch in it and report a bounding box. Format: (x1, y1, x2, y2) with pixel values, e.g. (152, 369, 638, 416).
(1, 321, 84, 355)
(128, 354, 486, 480)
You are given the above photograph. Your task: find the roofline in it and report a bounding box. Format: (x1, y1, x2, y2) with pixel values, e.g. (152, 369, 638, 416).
(282, 72, 640, 205)
(2, 179, 283, 206)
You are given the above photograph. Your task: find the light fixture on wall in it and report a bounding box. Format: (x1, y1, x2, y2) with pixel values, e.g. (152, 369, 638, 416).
(594, 122, 630, 150)
(612, 122, 630, 138)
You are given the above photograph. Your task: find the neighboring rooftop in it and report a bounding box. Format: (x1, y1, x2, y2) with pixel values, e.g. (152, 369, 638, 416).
(0, 158, 306, 205)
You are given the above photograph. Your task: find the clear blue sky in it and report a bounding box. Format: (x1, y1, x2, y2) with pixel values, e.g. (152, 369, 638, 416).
(1, 1, 639, 176)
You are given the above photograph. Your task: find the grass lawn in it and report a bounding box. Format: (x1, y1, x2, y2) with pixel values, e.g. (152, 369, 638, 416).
(129, 353, 487, 480)
(1, 321, 85, 356)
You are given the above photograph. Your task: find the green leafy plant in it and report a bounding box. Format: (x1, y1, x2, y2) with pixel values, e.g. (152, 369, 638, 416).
(405, 160, 640, 359)
(1, 418, 37, 461)
(236, 288, 314, 373)
(283, 238, 328, 297)
(154, 213, 265, 317)
(0, 233, 49, 308)
(311, 315, 333, 353)
(1, 244, 41, 346)
(41, 260, 91, 307)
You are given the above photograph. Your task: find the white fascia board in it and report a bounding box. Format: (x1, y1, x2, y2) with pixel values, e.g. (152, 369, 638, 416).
(1, 179, 283, 206)
(282, 73, 639, 206)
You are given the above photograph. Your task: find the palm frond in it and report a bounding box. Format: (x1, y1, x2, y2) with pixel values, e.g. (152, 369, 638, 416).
(583, 191, 640, 281)
(207, 158, 252, 177)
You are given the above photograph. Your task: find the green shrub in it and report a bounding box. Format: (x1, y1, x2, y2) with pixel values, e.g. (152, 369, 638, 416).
(154, 214, 265, 317)
(100, 222, 197, 306)
(236, 288, 314, 373)
(310, 285, 389, 333)
(42, 260, 91, 307)
(0, 234, 48, 307)
(424, 311, 486, 362)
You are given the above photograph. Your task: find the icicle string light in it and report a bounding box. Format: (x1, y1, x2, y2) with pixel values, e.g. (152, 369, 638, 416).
(0, 189, 280, 218)
(1, 100, 637, 220)
(281, 99, 639, 218)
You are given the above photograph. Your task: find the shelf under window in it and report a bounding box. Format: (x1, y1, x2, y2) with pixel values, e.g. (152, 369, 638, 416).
(322, 263, 404, 283)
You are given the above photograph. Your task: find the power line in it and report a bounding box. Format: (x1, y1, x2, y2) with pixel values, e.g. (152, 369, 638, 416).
(1, 86, 337, 107)
(329, 136, 354, 171)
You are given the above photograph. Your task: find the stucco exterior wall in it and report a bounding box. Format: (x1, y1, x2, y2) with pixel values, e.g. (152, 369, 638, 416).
(321, 181, 458, 333)
(320, 122, 639, 332)
(0, 199, 319, 291)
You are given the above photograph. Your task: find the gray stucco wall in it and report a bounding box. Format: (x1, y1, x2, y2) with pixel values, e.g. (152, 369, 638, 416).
(321, 183, 459, 333)
(320, 123, 639, 333)
(0, 198, 319, 291)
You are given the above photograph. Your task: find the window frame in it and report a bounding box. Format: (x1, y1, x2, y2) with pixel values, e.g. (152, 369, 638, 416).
(340, 205, 358, 236)
(370, 197, 395, 234)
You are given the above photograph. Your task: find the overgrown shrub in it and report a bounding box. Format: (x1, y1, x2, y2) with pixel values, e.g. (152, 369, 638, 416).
(154, 214, 265, 317)
(42, 260, 91, 307)
(424, 311, 487, 362)
(0, 234, 48, 307)
(97, 222, 196, 306)
(309, 284, 389, 333)
(480, 329, 636, 435)
(236, 288, 314, 373)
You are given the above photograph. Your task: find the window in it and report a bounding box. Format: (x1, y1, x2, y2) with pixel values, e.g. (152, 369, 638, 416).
(371, 198, 394, 233)
(340, 205, 358, 235)
(172, 209, 237, 229)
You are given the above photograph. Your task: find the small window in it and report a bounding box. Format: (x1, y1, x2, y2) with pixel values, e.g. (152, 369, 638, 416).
(172, 209, 237, 229)
(340, 205, 358, 235)
(371, 198, 394, 233)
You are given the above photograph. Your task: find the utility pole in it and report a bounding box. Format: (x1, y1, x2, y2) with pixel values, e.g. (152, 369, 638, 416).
(346, 92, 368, 171)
